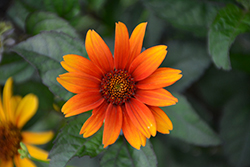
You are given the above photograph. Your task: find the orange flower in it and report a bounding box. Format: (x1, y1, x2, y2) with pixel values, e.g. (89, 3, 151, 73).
(0, 77, 54, 167)
(57, 22, 182, 149)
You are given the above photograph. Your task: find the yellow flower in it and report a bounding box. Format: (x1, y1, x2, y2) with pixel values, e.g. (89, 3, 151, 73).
(0, 77, 54, 167)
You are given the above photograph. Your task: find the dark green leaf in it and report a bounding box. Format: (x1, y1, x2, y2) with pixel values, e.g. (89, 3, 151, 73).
(143, 0, 218, 37)
(49, 114, 105, 167)
(237, 0, 250, 10)
(231, 53, 250, 73)
(0, 52, 35, 84)
(47, 0, 80, 19)
(26, 11, 78, 38)
(7, 0, 30, 30)
(12, 31, 87, 100)
(100, 137, 157, 167)
(163, 93, 221, 146)
(220, 93, 250, 167)
(196, 63, 250, 109)
(208, 4, 250, 70)
(162, 41, 211, 92)
(20, 0, 80, 19)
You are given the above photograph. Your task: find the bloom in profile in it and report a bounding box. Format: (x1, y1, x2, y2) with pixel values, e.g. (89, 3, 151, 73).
(0, 77, 54, 167)
(57, 22, 182, 149)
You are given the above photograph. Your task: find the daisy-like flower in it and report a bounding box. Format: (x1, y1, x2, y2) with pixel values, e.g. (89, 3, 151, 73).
(57, 22, 182, 149)
(0, 77, 54, 167)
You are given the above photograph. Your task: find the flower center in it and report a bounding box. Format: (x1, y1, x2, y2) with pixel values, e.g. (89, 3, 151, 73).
(0, 122, 22, 161)
(100, 69, 136, 105)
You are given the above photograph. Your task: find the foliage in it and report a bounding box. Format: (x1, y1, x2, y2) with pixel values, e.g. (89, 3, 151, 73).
(1, 0, 250, 166)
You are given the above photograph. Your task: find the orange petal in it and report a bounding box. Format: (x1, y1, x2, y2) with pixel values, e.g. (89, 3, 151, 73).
(135, 88, 178, 107)
(128, 22, 147, 68)
(3, 77, 13, 122)
(85, 30, 114, 73)
(15, 94, 38, 129)
(129, 45, 167, 81)
(22, 131, 54, 145)
(0, 160, 13, 167)
(125, 98, 156, 138)
(14, 155, 35, 167)
(62, 54, 103, 79)
(62, 90, 104, 117)
(122, 107, 146, 149)
(103, 104, 123, 148)
(114, 22, 130, 70)
(80, 102, 108, 138)
(25, 144, 49, 161)
(137, 67, 182, 89)
(149, 106, 173, 134)
(57, 72, 100, 93)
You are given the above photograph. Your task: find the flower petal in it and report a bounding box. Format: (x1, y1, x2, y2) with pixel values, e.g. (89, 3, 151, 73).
(80, 102, 107, 138)
(15, 94, 38, 129)
(125, 98, 156, 138)
(135, 88, 178, 107)
(61, 54, 103, 79)
(62, 90, 104, 117)
(103, 104, 123, 148)
(114, 21, 130, 70)
(149, 106, 173, 134)
(0, 90, 6, 122)
(129, 45, 167, 81)
(25, 144, 49, 161)
(14, 156, 35, 167)
(137, 67, 182, 89)
(3, 77, 13, 122)
(57, 72, 100, 93)
(0, 160, 13, 167)
(128, 22, 147, 67)
(22, 131, 54, 145)
(85, 30, 114, 73)
(10, 95, 22, 116)
(122, 107, 146, 149)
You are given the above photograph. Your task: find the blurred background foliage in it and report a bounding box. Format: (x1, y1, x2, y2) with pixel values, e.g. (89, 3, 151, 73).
(1, 0, 250, 167)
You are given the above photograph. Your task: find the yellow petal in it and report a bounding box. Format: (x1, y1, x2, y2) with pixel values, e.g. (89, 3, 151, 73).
(0, 89, 6, 122)
(14, 155, 36, 167)
(25, 144, 49, 161)
(10, 95, 22, 122)
(0, 160, 13, 167)
(22, 131, 54, 145)
(15, 94, 38, 129)
(3, 77, 13, 122)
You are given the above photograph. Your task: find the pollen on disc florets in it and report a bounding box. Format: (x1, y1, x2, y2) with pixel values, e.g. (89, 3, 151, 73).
(0, 122, 22, 161)
(100, 69, 136, 105)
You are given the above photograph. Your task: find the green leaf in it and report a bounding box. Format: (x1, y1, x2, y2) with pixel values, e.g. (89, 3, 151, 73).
(12, 31, 87, 100)
(220, 93, 250, 167)
(0, 52, 35, 84)
(50, 0, 80, 19)
(162, 93, 221, 146)
(49, 114, 105, 167)
(237, 0, 250, 10)
(26, 11, 78, 38)
(7, 0, 30, 30)
(195, 67, 249, 108)
(162, 41, 211, 92)
(208, 4, 250, 70)
(20, 0, 80, 19)
(143, 0, 218, 37)
(100, 137, 157, 167)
